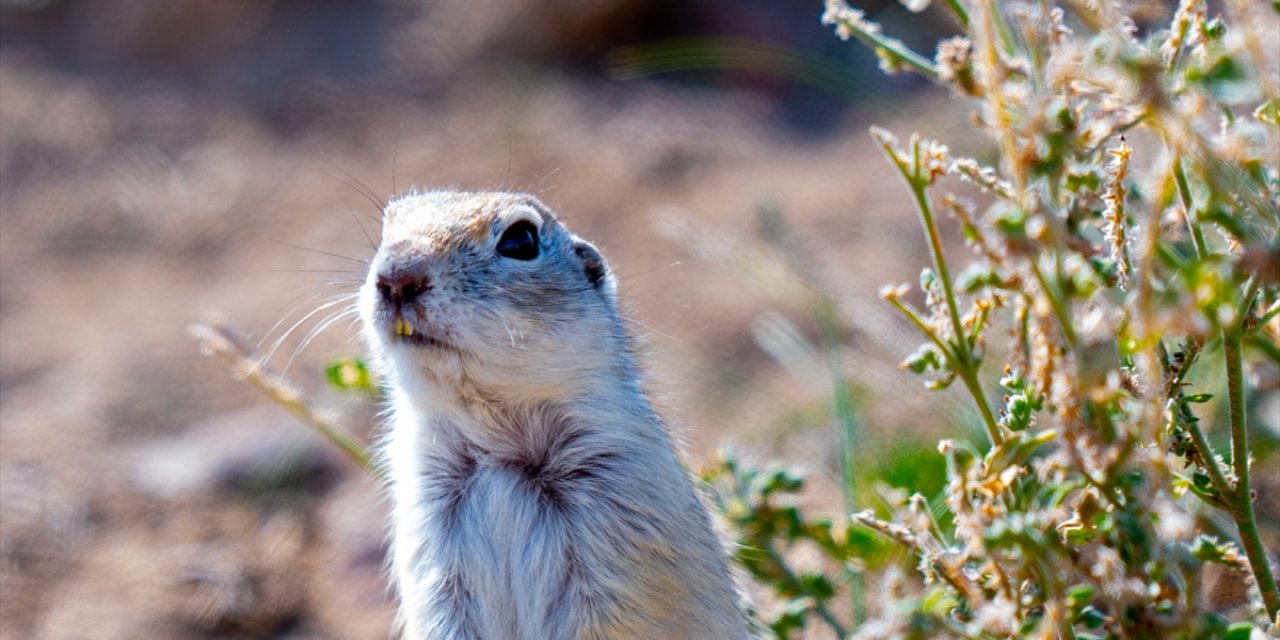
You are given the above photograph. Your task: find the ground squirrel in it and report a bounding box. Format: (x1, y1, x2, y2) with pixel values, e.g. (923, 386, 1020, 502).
(358, 190, 749, 639)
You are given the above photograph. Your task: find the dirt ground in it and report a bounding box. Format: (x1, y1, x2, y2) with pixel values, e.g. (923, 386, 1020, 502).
(1, 1, 1275, 638)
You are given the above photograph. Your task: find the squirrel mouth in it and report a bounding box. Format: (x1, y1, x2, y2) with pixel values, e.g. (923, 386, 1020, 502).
(386, 314, 453, 350)
(393, 316, 415, 337)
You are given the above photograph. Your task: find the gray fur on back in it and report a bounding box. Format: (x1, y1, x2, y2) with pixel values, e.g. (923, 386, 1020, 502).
(359, 191, 748, 640)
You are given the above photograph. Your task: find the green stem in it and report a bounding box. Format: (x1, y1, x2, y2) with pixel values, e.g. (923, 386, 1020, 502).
(914, 191, 1002, 443)
(1029, 259, 1079, 346)
(761, 538, 849, 637)
(907, 184, 967, 352)
(849, 567, 867, 627)
(958, 368, 1003, 446)
(1238, 277, 1261, 332)
(885, 297, 956, 360)
(1253, 301, 1280, 333)
(885, 295, 1002, 445)
(832, 18, 938, 79)
(942, 0, 970, 27)
(1224, 329, 1279, 618)
(1172, 159, 1210, 260)
(815, 299, 860, 527)
(877, 136, 1004, 446)
(827, 342, 867, 625)
(1179, 409, 1234, 505)
(985, 0, 1018, 58)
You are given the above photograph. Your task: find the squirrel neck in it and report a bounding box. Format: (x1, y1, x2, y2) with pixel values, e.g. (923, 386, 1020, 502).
(390, 347, 663, 459)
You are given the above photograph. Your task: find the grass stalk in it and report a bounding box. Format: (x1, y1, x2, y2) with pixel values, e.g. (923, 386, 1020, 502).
(814, 302, 866, 627)
(191, 321, 386, 482)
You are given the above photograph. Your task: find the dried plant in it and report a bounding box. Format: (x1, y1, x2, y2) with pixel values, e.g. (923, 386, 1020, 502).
(711, 0, 1279, 637)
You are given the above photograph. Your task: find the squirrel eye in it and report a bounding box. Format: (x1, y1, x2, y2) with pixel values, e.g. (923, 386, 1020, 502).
(496, 220, 539, 260)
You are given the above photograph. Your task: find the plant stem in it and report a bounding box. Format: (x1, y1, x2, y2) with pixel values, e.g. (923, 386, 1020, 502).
(942, 0, 970, 27)
(1172, 159, 1210, 260)
(1223, 328, 1279, 618)
(830, 17, 938, 79)
(958, 368, 1003, 446)
(1253, 301, 1280, 333)
(906, 161, 1004, 445)
(761, 537, 849, 637)
(191, 321, 387, 482)
(1029, 260, 1079, 346)
(849, 566, 867, 627)
(815, 299, 859, 522)
(984, 0, 1018, 58)
(816, 299, 867, 627)
(873, 134, 1004, 446)
(885, 297, 955, 359)
(1178, 410, 1234, 505)
(1238, 277, 1261, 332)
(909, 183, 967, 355)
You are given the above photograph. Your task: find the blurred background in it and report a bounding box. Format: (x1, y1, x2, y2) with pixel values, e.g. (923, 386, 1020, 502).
(1, 1, 1273, 638)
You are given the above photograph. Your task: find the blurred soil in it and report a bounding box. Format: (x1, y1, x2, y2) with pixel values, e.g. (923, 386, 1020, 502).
(1, 1, 1274, 638)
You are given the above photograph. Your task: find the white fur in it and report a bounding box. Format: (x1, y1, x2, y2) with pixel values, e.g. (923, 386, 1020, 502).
(360, 191, 748, 640)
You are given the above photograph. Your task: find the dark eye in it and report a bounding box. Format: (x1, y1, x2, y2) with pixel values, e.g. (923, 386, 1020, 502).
(497, 220, 539, 260)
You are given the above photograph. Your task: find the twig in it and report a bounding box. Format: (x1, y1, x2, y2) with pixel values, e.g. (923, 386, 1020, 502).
(190, 320, 386, 482)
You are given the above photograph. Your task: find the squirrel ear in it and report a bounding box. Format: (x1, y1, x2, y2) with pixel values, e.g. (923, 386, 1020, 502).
(572, 238, 616, 302)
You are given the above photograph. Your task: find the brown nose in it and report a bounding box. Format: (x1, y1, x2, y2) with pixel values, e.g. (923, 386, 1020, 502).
(376, 270, 430, 306)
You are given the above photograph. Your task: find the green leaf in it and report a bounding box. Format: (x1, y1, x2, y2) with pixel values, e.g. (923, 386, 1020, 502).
(1076, 605, 1107, 629)
(1225, 622, 1256, 640)
(956, 263, 1009, 293)
(766, 598, 808, 637)
(759, 468, 805, 495)
(1066, 169, 1102, 192)
(1188, 55, 1259, 104)
(902, 343, 943, 374)
(1256, 98, 1280, 126)
(798, 572, 836, 600)
(1204, 17, 1226, 39)
(920, 585, 959, 616)
(985, 429, 1056, 472)
(992, 205, 1027, 239)
(1066, 584, 1095, 611)
(920, 268, 939, 293)
(1189, 535, 1244, 569)
(325, 356, 376, 393)
(1200, 203, 1249, 241)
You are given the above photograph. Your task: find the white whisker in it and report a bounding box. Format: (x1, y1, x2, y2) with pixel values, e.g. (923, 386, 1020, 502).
(263, 294, 361, 364)
(284, 305, 361, 373)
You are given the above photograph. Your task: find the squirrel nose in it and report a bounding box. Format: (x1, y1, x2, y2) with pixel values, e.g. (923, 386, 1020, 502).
(376, 270, 430, 306)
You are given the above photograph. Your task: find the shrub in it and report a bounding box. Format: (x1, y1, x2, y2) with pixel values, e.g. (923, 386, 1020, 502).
(195, 1, 1279, 637)
(712, 0, 1279, 637)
